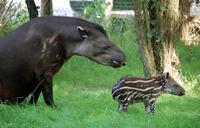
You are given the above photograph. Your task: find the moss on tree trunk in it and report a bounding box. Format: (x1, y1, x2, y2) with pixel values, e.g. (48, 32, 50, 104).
(41, 0, 53, 16)
(133, 0, 184, 85)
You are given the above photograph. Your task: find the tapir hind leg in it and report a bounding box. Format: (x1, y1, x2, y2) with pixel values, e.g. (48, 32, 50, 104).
(41, 76, 55, 107)
(29, 86, 42, 105)
(29, 78, 44, 105)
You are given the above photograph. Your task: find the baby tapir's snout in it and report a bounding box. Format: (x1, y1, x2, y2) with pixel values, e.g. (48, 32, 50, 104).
(164, 73, 186, 96)
(179, 89, 185, 96)
(166, 83, 186, 96)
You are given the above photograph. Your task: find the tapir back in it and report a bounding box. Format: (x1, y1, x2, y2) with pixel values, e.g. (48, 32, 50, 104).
(112, 76, 164, 102)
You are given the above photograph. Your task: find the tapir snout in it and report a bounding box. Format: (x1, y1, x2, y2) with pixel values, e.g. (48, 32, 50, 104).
(110, 48, 126, 68)
(73, 26, 126, 68)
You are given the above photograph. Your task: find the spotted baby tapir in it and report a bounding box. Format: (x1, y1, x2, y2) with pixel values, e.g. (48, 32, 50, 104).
(112, 72, 185, 113)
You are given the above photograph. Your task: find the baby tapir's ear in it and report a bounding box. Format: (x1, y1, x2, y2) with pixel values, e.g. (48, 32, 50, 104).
(165, 72, 169, 79)
(77, 26, 89, 39)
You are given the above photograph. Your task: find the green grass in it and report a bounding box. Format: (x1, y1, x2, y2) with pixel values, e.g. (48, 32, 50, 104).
(0, 87, 199, 128)
(177, 42, 200, 76)
(0, 29, 200, 128)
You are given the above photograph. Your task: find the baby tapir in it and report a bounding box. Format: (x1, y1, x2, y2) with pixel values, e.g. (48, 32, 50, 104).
(0, 16, 126, 107)
(112, 72, 185, 113)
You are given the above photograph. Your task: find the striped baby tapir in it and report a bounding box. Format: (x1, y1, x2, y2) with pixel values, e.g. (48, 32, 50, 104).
(112, 72, 185, 113)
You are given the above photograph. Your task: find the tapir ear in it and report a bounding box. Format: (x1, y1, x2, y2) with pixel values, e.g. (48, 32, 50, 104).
(165, 72, 169, 79)
(77, 26, 89, 38)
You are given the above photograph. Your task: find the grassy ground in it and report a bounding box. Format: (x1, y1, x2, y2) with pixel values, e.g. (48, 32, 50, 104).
(0, 87, 199, 128)
(0, 29, 200, 128)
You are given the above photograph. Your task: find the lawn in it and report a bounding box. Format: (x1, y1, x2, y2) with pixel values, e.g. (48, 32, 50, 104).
(0, 28, 200, 128)
(0, 86, 199, 128)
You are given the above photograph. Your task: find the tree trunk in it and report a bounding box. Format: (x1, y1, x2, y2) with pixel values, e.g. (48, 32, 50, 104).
(104, 0, 113, 23)
(41, 0, 53, 16)
(25, 0, 38, 19)
(179, 0, 192, 17)
(133, 0, 184, 85)
(133, 0, 157, 77)
(158, 0, 183, 85)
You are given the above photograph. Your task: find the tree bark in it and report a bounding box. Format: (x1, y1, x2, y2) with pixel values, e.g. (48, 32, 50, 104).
(25, 0, 38, 19)
(133, 0, 184, 85)
(41, 0, 53, 16)
(133, 0, 157, 77)
(148, 0, 162, 72)
(104, 0, 113, 23)
(179, 0, 192, 17)
(158, 0, 183, 85)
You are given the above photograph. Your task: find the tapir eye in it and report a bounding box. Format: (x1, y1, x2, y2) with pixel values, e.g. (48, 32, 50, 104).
(103, 45, 111, 50)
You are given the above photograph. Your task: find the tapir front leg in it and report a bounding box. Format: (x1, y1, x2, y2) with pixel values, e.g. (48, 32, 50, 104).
(41, 75, 55, 107)
(144, 98, 156, 114)
(118, 101, 129, 112)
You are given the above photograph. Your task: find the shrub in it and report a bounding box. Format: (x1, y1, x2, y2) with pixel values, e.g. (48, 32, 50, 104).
(83, 0, 106, 26)
(0, 0, 18, 36)
(0, 0, 29, 37)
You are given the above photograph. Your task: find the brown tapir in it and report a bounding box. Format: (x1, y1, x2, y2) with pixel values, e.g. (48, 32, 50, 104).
(0, 16, 126, 107)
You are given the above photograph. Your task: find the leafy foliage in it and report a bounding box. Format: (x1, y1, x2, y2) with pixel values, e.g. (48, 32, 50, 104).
(0, 0, 18, 36)
(83, 0, 106, 26)
(9, 9, 29, 30)
(0, 1, 28, 37)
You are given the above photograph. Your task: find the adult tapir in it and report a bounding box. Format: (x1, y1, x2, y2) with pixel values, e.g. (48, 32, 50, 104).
(0, 16, 126, 107)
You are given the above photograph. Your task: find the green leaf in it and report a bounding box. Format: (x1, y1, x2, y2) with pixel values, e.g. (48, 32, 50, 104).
(147, 30, 153, 38)
(156, 37, 161, 43)
(160, 5, 167, 12)
(150, 19, 157, 25)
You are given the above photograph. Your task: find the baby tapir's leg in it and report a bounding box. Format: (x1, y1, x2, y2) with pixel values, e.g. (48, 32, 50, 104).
(118, 101, 129, 112)
(144, 98, 156, 114)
